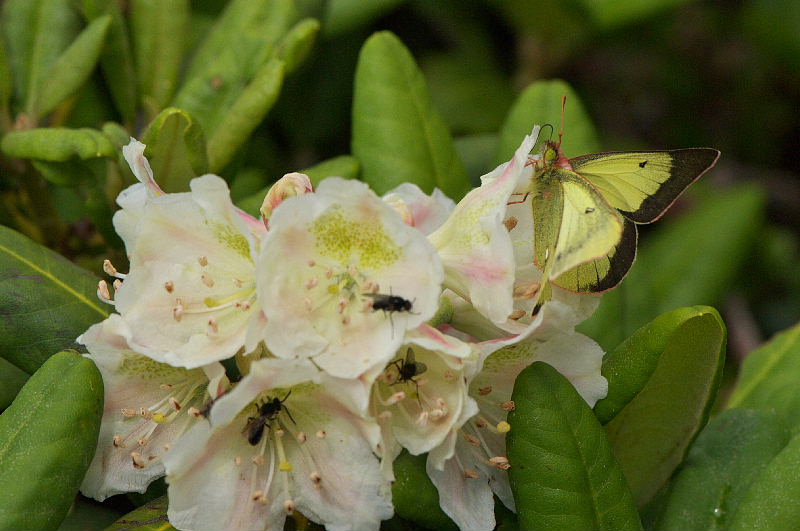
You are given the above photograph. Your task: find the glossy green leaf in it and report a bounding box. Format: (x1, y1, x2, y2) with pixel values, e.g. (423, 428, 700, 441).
(1, 127, 116, 162)
(495, 79, 600, 165)
(727, 320, 800, 432)
(101, 121, 132, 149)
(352, 31, 470, 199)
(235, 154, 360, 216)
(32, 14, 111, 118)
(507, 362, 641, 531)
(0, 350, 103, 531)
(131, 0, 189, 117)
(0, 358, 28, 411)
(392, 451, 457, 531)
(594, 305, 720, 424)
(454, 133, 498, 185)
(322, 0, 405, 37)
(605, 310, 726, 507)
(275, 18, 320, 75)
(0, 225, 108, 374)
(104, 496, 175, 531)
(57, 495, 123, 531)
(141, 107, 208, 193)
(173, 0, 294, 139)
(206, 58, 286, 172)
(580, 184, 765, 351)
(1, 0, 81, 114)
(653, 409, 790, 530)
(728, 432, 800, 531)
(579, 0, 691, 30)
(82, 0, 138, 124)
(30, 159, 95, 187)
(0, 39, 12, 119)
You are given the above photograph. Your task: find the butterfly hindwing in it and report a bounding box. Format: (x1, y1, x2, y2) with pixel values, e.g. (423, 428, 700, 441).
(532, 167, 625, 282)
(569, 148, 720, 223)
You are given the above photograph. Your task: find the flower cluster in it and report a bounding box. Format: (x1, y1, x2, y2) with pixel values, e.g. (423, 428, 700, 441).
(79, 130, 607, 531)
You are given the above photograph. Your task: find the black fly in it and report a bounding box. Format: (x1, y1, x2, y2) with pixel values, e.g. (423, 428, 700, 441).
(243, 392, 295, 446)
(387, 348, 427, 403)
(363, 292, 417, 338)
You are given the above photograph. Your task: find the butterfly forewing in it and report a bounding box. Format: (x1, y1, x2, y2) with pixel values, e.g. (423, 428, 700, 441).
(533, 167, 625, 281)
(569, 148, 720, 223)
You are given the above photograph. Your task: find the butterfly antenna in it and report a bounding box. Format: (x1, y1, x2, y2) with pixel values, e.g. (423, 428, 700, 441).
(540, 124, 554, 145)
(557, 95, 567, 148)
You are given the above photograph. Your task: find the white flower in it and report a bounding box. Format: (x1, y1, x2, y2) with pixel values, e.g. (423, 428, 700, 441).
(254, 178, 444, 379)
(426, 300, 607, 531)
(110, 140, 265, 368)
(428, 127, 540, 325)
(370, 325, 479, 474)
(260, 172, 314, 227)
(163, 357, 392, 531)
(382, 183, 455, 236)
(78, 315, 227, 501)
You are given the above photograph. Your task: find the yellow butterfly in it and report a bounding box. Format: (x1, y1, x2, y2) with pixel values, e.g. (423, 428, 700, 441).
(523, 113, 720, 294)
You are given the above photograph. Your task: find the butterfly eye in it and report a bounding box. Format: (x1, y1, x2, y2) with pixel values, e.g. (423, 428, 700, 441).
(545, 148, 557, 162)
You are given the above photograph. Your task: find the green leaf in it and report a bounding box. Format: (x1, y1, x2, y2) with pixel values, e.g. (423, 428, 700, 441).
(32, 14, 111, 118)
(579, 0, 692, 30)
(103, 496, 175, 531)
(322, 0, 405, 37)
(0, 39, 12, 120)
(0, 350, 103, 531)
(507, 361, 641, 531)
(352, 31, 470, 199)
(653, 408, 790, 530)
(1, 127, 116, 161)
(496, 79, 600, 165)
(141, 107, 208, 193)
(594, 305, 720, 424)
(392, 451, 457, 531)
(206, 58, 286, 173)
(728, 432, 800, 531)
(173, 0, 294, 139)
(235, 154, 360, 216)
(0, 0, 81, 115)
(131, 0, 189, 117)
(56, 495, 123, 531)
(0, 358, 28, 411)
(454, 133, 498, 185)
(0, 225, 108, 374)
(579, 184, 766, 351)
(275, 18, 320, 75)
(604, 310, 726, 507)
(82, 0, 138, 124)
(727, 321, 800, 432)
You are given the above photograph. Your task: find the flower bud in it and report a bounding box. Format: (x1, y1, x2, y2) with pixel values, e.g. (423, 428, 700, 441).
(260, 172, 314, 226)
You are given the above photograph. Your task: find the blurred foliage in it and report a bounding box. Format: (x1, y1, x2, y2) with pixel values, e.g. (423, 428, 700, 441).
(0, 0, 799, 529)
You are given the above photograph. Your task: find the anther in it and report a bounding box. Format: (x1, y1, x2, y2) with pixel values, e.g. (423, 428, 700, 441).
(284, 500, 295, 514)
(169, 397, 182, 411)
(503, 217, 519, 231)
(139, 408, 153, 419)
(252, 455, 265, 466)
(463, 468, 480, 479)
(416, 411, 429, 425)
(97, 280, 112, 302)
(443, 370, 455, 381)
(429, 408, 446, 420)
(164, 281, 174, 293)
(496, 421, 511, 433)
(159, 383, 174, 391)
(337, 299, 348, 313)
(500, 400, 516, 411)
(475, 418, 488, 428)
(378, 411, 392, 421)
(234, 456, 242, 465)
(465, 434, 481, 447)
(138, 437, 149, 446)
(275, 428, 285, 437)
(188, 407, 202, 418)
(233, 278, 244, 288)
(207, 317, 219, 335)
(103, 259, 118, 277)
(163, 443, 171, 451)
(307, 260, 316, 267)
(113, 279, 123, 291)
(198, 256, 208, 267)
(509, 309, 526, 320)
(296, 432, 307, 444)
(173, 300, 184, 322)
(489, 456, 511, 470)
(113, 435, 125, 448)
(513, 282, 541, 300)
(478, 386, 492, 396)
(252, 490, 265, 501)
(305, 277, 319, 290)
(316, 430, 326, 439)
(131, 452, 146, 469)
(309, 471, 322, 488)
(121, 408, 137, 417)
(201, 272, 215, 287)
(385, 391, 406, 406)
(341, 315, 351, 325)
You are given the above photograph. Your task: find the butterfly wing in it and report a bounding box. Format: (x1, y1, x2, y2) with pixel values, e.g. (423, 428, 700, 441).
(569, 148, 720, 223)
(533, 167, 625, 284)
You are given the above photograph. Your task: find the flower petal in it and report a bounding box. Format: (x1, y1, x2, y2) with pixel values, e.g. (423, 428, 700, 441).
(382, 183, 455, 235)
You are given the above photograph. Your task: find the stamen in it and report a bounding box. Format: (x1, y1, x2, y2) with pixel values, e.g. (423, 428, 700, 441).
(296, 432, 307, 444)
(509, 309, 526, 320)
(489, 456, 511, 470)
(341, 315, 351, 325)
(131, 452, 146, 469)
(383, 391, 406, 406)
(275, 428, 285, 437)
(309, 471, 322, 489)
(207, 317, 219, 335)
(201, 272, 215, 288)
(503, 217, 519, 231)
(252, 455, 265, 466)
(500, 400, 516, 411)
(164, 281, 174, 293)
(305, 277, 319, 290)
(121, 408, 137, 418)
(464, 434, 481, 447)
(316, 430, 326, 439)
(478, 386, 492, 396)
(252, 490, 265, 501)
(443, 370, 455, 381)
(97, 280, 113, 303)
(138, 437, 149, 446)
(416, 411, 429, 426)
(103, 259, 118, 277)
(163, 443, 171, 451)
(198, 256, 208, 267)
(475, 418, 488, 428)
(496, 421, 511, 433)
(159, 384, 174, 391)
(188, 407, 202, 418)
(234, 456, 242, 465)
(173, 300, 184, 322)
(377, 411, 392, 421)
(113, 435, 125, 448)
(337, 299, 348, 313)
(513, 282, 540, 300)
(284, 500, 295, 514)
(113, 279, 123, 291)
(463, 468, 479, 479)
(307, 260, 316, 267)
